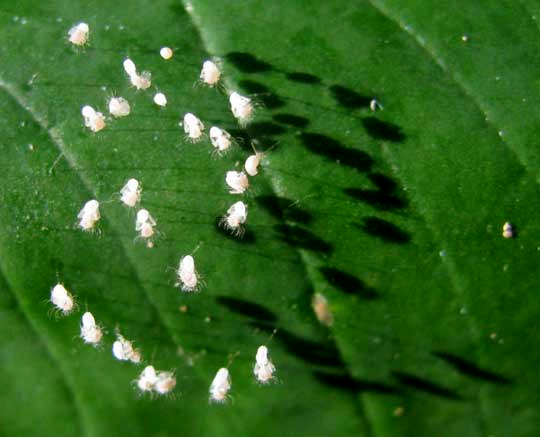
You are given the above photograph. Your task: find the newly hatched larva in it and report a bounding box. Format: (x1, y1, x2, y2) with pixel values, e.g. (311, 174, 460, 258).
(160, 46, 173, 60)
(112, 333, 142, 363)
(81, 105, 106, 132)
(370, 99, 383, 112)
(225, 171, 249, 194)
(253, 345, 276, 384)
(182, 113, 205, 142)
(229, 92, 254, 125)
(153, 92, 167, 107)
(108, 96, 131, 117)
(312, 293, 333, 327)
(209, 367, 231, 403)
(123, 58, 137, 77)
(209, 126, 233, 155)
(176, 255, 201, 292)
(502, 222, 514, 239)
(80, 311, 103, 346)
(120, 178, 141, 207)
(50, 283, 76, 315)
(200, 60, 221, 86)
(68, 22, 89, 46)
(244, 153, 263, 176)
(77, 199, 100, 231)
(220, 201, 248, 236)
(123, 58, 151, 90)
(155, 370, 176, 395)
(137, 365, 158, 393)
(135, 208, 157, 240)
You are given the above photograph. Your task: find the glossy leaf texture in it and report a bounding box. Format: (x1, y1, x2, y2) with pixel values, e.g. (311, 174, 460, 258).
(0, 0, 539, 436)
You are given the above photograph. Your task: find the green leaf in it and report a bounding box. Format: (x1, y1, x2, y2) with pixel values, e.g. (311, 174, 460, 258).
(0, 0, 539, 436)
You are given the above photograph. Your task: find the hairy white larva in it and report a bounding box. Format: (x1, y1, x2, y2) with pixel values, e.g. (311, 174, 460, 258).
(153, 92, 167, 107)
(502, 222, 514, 239)
(77, 199, 100, 231)
(68, 22, 89, 46)
(112, 333, 142, 363)
(176, 255, 200, 292)
(225, 171, 249, 194)
(123, 58, 152, 90)
(200, 60, 221, 86)
(135, 208, 156, 240)
(220, 201, 248, 236)
(50, 283, 76, 315)
(244, 153, 263, 176)
(108, 96, 131, 117)
(253, 345, 276, 383)
(209, 126, 233, 155)
(80, 311, 103, 346)
(120, 178, 141, 207)
(229, 92, 254, 125)
(81, 105, 106, 132)
(160, 46, 173, 60)
(182, 113, 205, 142)
(155, 371, 177, 395)
(209, 367, 231, 403)
(137, 365, 158, 393)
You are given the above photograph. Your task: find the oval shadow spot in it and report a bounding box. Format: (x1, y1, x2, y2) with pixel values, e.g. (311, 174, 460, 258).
(319, 267, 379, 300)
(247, 121, 287, 137)
(216, 296, 278, 323)
(300, 132, 373, 172)
(329, 84, 371, 109)
(238, 79, 285, 109)
(225, 52, 274, 73)
(358, 217, 411, 244)
(392, 371, 463, 400)
(272, 113, 310, 128)
(214, 217, 256, 243)
(286, 72, 322, 84)
(274, 224, 333, 254)
(314, 371, 400, 395)
(368, 173, 398, 192)
(362, 117, 405, 142)
(255, 195, 313, 224)
(344, 188, 407, 211)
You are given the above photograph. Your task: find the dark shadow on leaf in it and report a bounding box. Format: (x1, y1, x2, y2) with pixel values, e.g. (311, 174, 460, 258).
(255, 195, 312, 224)
(299, 132, 373, 172)
(314, 371, 400, 395)
(286, 72, 322, 84)
(214, 217, 256, 243)
(362, 117, 405, 142)
(432, 351, 513, 385)
(368, 173, 398, 192)
(238, 80, 285, 109)
(319, 267, 379, 300)
(247, 121, 287, 137)
(344, 188, 407, 211)
(272, 113, 310, 128)
(216, 296, 278, 323)
(358, 217, 411, 244)
(329, 85, 372, 109)
(392, 371, 463, 400)
(274, 224, 333, 254)
(225, 52, 274, 73)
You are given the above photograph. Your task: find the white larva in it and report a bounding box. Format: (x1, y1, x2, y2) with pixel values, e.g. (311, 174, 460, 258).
(176, 255, 200, 292)
(369, 99, 383, 112)
(123, 58, 137, 77)
(244, 153, 263, 176)
(81, 105, 106, 132)
(80, 311, 103, 346)
(209, 367, 231, 403)
(123, 58, 152, 90)
(120, 178, 141, 207)
(50, 283, 76, 315)
(225, 171, 249, 194)
(155, 370, 177, 395)
(153, 92, 167, 107)
(68, 22, 89, 46)
(135, 208, 156, 239)
(502, 222, 514, 239)
(200, 60, 221, 86)
(160, 46, 173, 60)
(229, 92, 254, 125)
(108, 96, 131, 117)
(77, 199, 100, 231)
(182, 113, 205, 142)
(220, 201, 248, 236)
(253, 345, 276, 383)
(137, 365, 158, 393)
(209, 126, 233, 155)
(112, 333, 142, 363)
(312, 293, 333, 327)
